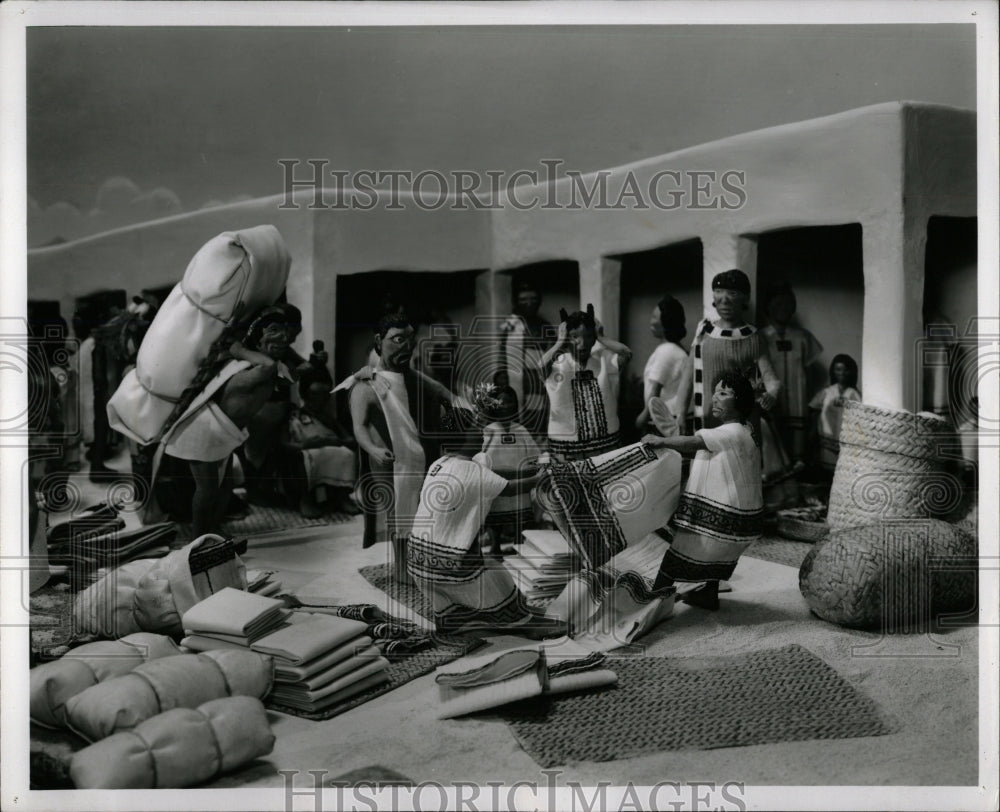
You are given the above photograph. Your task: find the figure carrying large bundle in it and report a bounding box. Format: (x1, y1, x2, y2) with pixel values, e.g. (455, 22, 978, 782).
(106, 225, 293, 536)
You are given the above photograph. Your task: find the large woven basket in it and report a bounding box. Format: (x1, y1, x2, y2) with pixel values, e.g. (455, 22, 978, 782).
(827, 401, 958, 530)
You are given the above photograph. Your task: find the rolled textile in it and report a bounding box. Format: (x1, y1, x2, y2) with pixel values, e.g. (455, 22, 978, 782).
(64, 649, 273, 742)
(30, 633, 181, 728)
(69, 696, 274, 789)
(74, 534, 246, 638)
(108, 225, 291, 446)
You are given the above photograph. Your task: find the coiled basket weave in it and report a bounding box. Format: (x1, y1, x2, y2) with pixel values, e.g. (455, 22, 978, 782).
(827, 400, 957, 530)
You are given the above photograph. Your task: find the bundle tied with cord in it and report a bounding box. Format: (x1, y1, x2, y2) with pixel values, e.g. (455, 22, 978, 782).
(107, 224, 291, 446)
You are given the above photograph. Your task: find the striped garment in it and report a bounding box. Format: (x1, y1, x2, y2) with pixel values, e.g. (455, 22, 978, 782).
(660, 421, 764, 582)
(691, 320, 762, 430)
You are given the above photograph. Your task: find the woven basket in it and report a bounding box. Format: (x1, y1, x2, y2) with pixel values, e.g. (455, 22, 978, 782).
(777, 515, 830, 543)
(827, 401, 958, 530)
(799, 519, 976, 630)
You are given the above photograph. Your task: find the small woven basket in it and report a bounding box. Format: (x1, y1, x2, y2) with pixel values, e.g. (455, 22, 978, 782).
(827, 401, 957, 530)
(777, 515, 830, 543)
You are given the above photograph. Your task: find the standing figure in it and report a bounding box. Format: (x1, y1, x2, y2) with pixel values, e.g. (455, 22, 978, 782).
(151, 304, 303, 538)
(760, 284, 823, 461)
(808, 354, 861, 473)
(541, 304, 632, 462)
(645, 372, 765, 611)
(500, 281, 554, 437)
(636, 294, 688, 434)
(675, 269, 781, 437)
(475, 383, 542, 556)
(349, 307, 457, 583)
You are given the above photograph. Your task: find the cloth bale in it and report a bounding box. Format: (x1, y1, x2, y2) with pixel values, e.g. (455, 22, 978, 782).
(827, 401, 959, 530)
(69, 696, 274, 789)
(107, 225, 291, 445)
(64, 649, 272, 742)
(798, 519, 977, 629)
(30, 633, 180, 728)
(73, 534, 246, 638)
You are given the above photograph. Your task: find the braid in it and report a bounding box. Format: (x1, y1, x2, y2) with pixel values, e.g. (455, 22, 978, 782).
(158, 321, 247, 439)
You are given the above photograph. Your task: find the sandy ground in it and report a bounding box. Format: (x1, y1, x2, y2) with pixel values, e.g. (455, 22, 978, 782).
(37, 456, 983, 795)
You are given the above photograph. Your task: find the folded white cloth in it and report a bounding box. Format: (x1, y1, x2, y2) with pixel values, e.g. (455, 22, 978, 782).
(250, 614, 369, 664)
(270, 657, 390, 711)
(69, 696, 274, 789)
(276, 645, 382, 691)
(182, 587, 287, 641)
(272, 637, 376, 682)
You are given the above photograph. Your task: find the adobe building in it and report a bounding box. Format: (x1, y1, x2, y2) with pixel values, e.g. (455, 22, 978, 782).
(28, 101, 977, 413)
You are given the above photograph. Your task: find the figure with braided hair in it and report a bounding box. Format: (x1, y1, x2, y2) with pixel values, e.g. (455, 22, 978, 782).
(643, 370, 764, 611)
(149, 303, 303, 537)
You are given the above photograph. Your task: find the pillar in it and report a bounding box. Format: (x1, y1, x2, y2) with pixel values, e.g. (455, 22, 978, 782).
(578, 255, 622, 339)
(700, 232, 758, 321)
(475, 269, 511, 321)
(860, 212, 926, 411)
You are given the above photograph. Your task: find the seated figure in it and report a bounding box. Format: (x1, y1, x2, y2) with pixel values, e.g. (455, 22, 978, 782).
(278, 364, 360, 517)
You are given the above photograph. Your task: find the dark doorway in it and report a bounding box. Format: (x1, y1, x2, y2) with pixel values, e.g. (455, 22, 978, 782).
(923, 216, 977, 420)
(614, 239, 703, 445)
(756, 224, 865, 401)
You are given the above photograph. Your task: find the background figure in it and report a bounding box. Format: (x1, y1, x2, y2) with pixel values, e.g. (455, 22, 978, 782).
(278, 361, 359, 517)
(808, 353, 861, 474)
(760, 283, 823, 461)
(635, 294, 688, 435)
(541, 304, 632, 461)
(475, 383, 542, 556)
(675, 269, 780, 442)
(500, 280, 553, 437)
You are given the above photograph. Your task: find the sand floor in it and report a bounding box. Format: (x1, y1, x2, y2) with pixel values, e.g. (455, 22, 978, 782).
(26, 454, 988, 806)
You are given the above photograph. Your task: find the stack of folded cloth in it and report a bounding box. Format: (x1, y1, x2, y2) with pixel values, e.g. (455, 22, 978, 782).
(246, 569, 283, 597)
(180, 587, 290, 651)
(504, 530, 578, 607)
(434, 636, 617, 719)
(251, 614, 391, 713)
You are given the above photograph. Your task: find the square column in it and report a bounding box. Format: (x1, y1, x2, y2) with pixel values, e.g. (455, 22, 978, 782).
(475, 269, 511, 320)
(578, 255, 622, 340)
(860, 213, 926, 411)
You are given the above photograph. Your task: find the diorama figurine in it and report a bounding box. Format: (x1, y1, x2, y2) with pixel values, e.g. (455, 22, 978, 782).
(760, 283, 824, 461)
(808, 353, 861, 473)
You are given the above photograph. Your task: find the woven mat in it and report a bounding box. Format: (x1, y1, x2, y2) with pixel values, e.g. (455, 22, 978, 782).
(501, 644, 891, 767)
(358, 563, 435, 622)
(180, 503, 355, 539)
(268, 635, 484, 721)
(744, 537, 814, 570)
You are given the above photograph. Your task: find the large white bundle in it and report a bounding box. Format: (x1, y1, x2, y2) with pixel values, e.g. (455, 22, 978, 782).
(64, 649, 274, 742)
(69, 696, 274, 789)
(30, 633, 181, 728)
(108, 225, 291, 445)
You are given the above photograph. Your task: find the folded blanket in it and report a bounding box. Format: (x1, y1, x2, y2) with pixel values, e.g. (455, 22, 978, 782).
(250, 614, 369, 664)
(179, 635, 254, 653)
(74, 535, 246, 638)
(436, 649, 547, 720)
(182, 587, 287, 639)
(269, 658, 390, 711)
(30, 634, 181, 728)
(69, 696, 274, 789)
(270, 670, 391, 713)
(64, 649, 273, 742)
(275, 645, 382, 691)
(271, 637, 376, 682)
